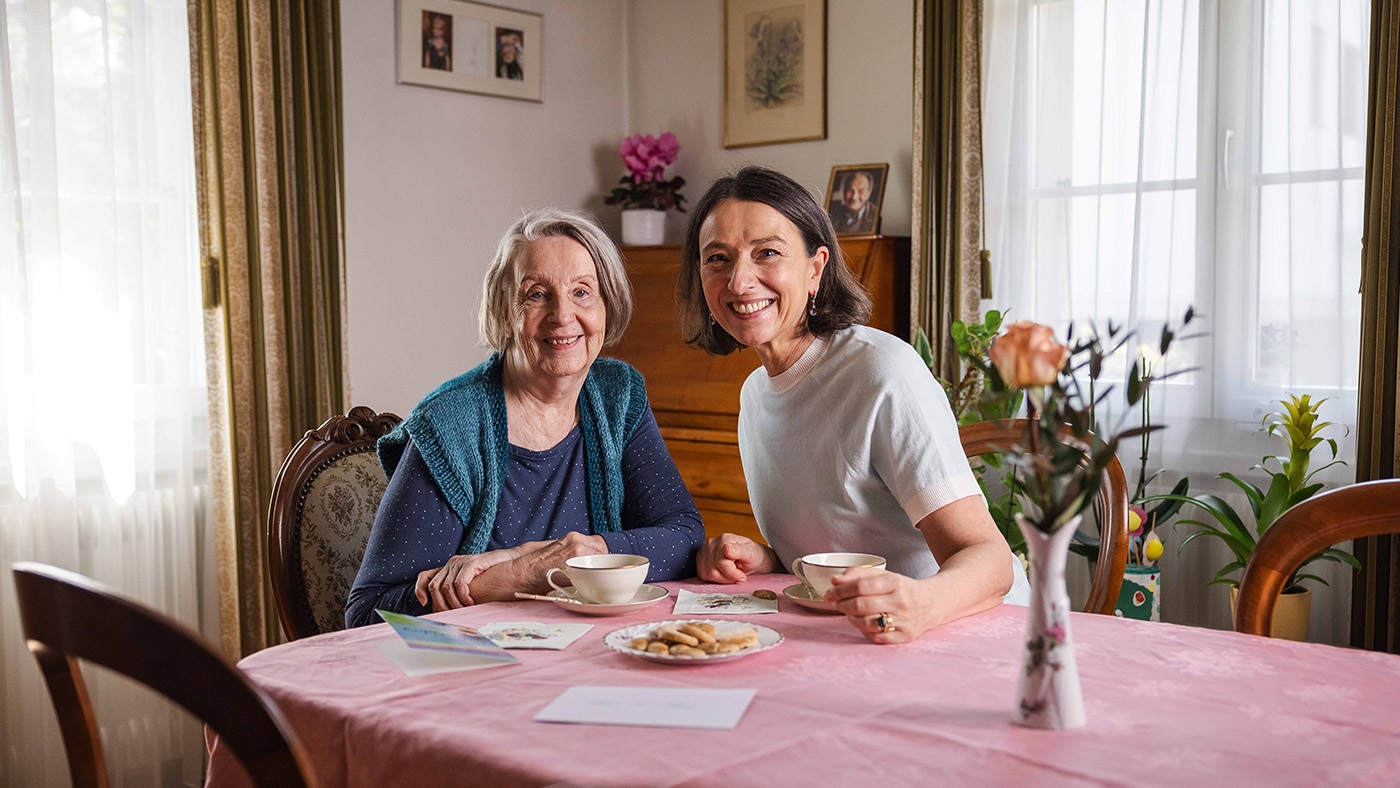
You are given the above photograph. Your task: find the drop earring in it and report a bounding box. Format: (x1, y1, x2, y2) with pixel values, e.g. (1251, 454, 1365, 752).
(807, 292, 817, 317)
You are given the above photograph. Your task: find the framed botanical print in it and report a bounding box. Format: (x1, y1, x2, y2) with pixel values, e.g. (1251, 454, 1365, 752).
(397, 0, 542, 102)
(723, 0, 827, 148)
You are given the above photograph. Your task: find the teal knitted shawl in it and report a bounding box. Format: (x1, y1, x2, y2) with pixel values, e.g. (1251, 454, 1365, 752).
(377, 354, 649, 556)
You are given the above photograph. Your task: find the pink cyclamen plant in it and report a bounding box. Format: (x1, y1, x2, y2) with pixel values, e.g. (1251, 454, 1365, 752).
(605, 133, 687, 212)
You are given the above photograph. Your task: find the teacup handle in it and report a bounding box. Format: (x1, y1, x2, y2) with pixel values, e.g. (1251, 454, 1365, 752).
(791, 559, 813, 590)
(545, 567, 570, 596)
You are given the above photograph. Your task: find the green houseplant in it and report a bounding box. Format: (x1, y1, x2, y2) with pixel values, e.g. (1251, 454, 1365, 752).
(1146, 394, 1361, 638)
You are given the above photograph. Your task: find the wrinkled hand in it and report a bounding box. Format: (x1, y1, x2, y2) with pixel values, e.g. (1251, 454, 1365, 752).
(826, 567, 932, 644)
(416, 549, 519, 612)
(697, 533, 778, 584)
(468, 531, 608, 604)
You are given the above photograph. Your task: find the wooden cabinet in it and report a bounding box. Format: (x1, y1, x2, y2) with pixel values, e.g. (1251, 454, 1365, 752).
(608, 236, 911, 544)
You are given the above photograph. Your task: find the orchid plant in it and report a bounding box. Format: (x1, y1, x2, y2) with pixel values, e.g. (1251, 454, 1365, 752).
(603, 133, 688, 212)
(986, 310, 1196, 534)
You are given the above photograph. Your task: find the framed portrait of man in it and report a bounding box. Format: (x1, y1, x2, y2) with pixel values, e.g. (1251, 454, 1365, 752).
(824, 163, 889, 236)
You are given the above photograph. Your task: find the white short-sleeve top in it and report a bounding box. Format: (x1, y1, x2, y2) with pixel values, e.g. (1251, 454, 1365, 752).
(738, 325, 1029, 604)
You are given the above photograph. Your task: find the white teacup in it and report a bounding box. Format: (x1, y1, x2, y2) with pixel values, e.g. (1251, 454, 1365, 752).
(791, 552, 887, 599)
(546, 554, 650, 605)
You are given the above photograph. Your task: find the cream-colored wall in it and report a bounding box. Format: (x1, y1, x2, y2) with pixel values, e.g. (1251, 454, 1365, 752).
(625, 0, 915, 245)
(341, 0, 628, 414)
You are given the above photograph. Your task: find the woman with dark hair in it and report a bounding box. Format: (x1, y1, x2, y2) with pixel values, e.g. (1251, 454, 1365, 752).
(682, 166, 1028, 644)
(345, 209, 703, 628)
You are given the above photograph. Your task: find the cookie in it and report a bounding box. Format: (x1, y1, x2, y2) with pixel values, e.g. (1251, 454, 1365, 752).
(752, 589, 778, 600)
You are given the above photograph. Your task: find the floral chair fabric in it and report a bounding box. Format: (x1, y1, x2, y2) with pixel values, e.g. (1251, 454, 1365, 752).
(298, 450, 387, 635)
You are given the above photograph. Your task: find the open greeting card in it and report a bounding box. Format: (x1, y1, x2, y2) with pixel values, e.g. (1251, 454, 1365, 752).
(375, 610, 519, 676)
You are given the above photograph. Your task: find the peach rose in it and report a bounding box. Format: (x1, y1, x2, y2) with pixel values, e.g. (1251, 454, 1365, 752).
(989, 321, 1069, 387)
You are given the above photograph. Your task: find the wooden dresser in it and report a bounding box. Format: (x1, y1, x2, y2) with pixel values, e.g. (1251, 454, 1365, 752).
(607, 236, 911, 544)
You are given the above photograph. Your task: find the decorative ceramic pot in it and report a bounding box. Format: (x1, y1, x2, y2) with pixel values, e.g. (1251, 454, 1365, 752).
(620, 209, 666, 246)
(1014, 513, 1086, 730)
(1230, 585, 1311, 642)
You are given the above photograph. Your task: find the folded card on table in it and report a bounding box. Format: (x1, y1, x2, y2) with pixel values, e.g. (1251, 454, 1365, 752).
(534, 686, 758, 730)
(672, 588, 779, 615)
(476, 622, 593, 650)
(376, 609, 518, 661)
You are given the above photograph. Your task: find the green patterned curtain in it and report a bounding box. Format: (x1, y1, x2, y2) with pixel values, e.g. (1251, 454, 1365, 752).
(911, 0, 984, 380)
(1353, 0, 1400, 654)
(189, 0, 348, 658)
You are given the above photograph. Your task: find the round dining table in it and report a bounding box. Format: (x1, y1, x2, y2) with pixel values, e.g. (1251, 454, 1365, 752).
(205, 573, 1400, 788)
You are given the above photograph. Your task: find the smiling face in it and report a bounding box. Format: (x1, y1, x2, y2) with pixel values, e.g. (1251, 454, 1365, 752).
(698, 199, 827, 373)
(512, 235, 606, 384)
(842, 172, 872, 212)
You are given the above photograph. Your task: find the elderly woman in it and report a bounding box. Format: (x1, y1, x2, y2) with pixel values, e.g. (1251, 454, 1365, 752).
(682, 167, 1029, 643)
(346, 209, 704, 628)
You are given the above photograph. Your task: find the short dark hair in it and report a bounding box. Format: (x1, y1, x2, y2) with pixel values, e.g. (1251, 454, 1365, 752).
(678, 166, 872, 355)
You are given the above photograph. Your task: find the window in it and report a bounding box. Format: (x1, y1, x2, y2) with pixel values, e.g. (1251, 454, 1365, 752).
(984, 0, 1368, 479)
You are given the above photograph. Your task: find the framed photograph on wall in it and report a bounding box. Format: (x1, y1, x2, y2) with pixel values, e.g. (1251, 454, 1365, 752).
(723, 0, 826, 148)
(824, 163, 889, 236)
(397, 0, 542, 102)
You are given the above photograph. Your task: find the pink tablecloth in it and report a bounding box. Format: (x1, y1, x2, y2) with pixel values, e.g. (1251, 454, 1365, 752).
(206, 574, 1400, 788)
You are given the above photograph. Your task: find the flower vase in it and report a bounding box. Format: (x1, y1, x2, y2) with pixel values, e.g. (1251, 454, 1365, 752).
(620, 209, 666, 246)
(1014, 513, 1086, 730)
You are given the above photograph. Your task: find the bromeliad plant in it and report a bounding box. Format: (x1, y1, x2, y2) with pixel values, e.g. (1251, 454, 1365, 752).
(1148, 394, 1361, 590)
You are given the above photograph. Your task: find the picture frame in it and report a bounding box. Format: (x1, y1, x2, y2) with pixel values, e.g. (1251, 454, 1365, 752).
(824, 163, 889, 236)
(723, 0, 826, 148)
(397, 0, 542, 102)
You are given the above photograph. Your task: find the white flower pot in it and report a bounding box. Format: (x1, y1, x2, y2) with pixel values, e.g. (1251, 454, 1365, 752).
(621, 209, 666, 246)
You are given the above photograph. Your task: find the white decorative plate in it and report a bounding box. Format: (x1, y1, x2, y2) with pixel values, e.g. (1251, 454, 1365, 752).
(782, 583, 842, 614)
(603, 619, 784, 665)
(544, 584, 669, 616)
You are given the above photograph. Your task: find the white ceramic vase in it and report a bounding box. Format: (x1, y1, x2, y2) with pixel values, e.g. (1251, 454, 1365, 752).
(620, 208, 666, 246)
(1014, 512, 1086, 730)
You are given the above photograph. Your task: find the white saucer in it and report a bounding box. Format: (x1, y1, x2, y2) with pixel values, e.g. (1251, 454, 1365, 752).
(604, 619, 784, 665)
(782, 583, 842, 614)
(544, 584, 669, 616)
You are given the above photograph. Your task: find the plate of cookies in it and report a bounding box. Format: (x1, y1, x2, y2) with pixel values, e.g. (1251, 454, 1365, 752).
(603, 619, 783, 665)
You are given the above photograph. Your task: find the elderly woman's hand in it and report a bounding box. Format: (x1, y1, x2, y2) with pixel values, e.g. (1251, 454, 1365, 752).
(825, 567, 935, 644)
(465, 531, 608, 604)
(416, 549, 522, 611)
(697, 533, 779, 583)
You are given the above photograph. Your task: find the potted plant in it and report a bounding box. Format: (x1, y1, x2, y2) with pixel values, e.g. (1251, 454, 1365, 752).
(1147, 394, 1361, 641)
(604, 132, 686, 246)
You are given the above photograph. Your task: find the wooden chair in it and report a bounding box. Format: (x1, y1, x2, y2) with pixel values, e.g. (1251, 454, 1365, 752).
(268, 406, 401, 640)
(12, 562, 318, 788)
(959, 419, 1130, 615)
(1235, 479, 1398, 637)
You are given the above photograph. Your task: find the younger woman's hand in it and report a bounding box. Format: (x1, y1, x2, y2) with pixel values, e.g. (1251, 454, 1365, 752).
(697, 534, 778, 583)
(825, 567, 934, 644)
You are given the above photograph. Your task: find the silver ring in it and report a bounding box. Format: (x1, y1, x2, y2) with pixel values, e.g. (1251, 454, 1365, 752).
(875, 612, 895, 633)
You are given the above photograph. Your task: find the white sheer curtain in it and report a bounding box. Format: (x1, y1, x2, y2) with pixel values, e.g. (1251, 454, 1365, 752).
(984, 0, 1368, 643)
(1, 1, 210, 785)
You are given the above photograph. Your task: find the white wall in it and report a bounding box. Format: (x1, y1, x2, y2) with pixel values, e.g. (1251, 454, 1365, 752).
(626, 0, 915, 245)
(342, 1, 918, 416)
(341, 0, 628, 414)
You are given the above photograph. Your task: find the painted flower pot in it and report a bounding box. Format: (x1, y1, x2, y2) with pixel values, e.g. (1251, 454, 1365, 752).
(1114, 563, 1161, 622)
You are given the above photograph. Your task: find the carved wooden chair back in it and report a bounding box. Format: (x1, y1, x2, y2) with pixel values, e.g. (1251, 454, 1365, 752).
(959, 419, 1130, 615)
(267, 406, 401, 641)
(12, 562, 318, 788)
(1235, 479, 1400, 636)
